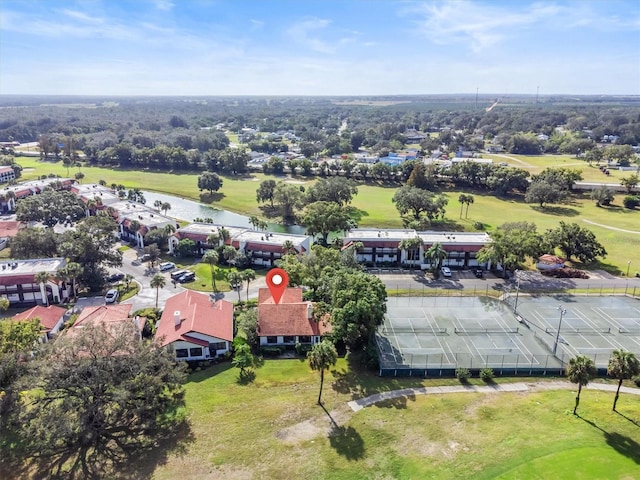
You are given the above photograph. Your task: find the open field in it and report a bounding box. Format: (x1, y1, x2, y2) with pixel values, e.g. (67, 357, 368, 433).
(14, 157, 640, 274)
(138, 360, 639, 479)
(483, 153, 637, 183)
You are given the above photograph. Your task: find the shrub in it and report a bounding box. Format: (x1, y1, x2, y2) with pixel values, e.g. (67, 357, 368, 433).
(455, 367, 471, 381)
(294, 342, 312, 356)
(259, 346, 283, 357)
(623, 195, 639, 209)
(473, 221, 485, 230)
(480, 367, 495, 381)
(634, 375, 640, 388)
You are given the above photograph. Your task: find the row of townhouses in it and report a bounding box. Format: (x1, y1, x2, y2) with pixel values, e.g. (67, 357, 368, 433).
(13, 286, 331, 362)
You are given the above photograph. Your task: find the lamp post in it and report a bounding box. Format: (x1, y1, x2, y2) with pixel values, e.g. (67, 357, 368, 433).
(514, 269, 521, 314)
(553, 305, 567, 356)
(627, 260, 631, 277)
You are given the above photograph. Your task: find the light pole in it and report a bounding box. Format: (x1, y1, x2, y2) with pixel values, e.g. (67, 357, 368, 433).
(627, 260, 631, 277)
(553, 305, 567, 356)
(514, 269, 521, 314)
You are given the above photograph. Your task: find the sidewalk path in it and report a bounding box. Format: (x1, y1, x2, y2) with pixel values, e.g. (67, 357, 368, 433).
(347, 381, 640, 412)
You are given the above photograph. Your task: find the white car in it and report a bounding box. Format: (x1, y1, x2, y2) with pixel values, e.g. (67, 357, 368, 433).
(105, 289, 119, 303)
(159, 261, 176, 271)
(441, 266, 452, 278)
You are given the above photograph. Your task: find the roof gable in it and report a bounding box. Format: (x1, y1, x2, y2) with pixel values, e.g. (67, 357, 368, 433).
(156, 290, 234, 347)
(257, 288, 331, 337)
(13, 305, 66, 331)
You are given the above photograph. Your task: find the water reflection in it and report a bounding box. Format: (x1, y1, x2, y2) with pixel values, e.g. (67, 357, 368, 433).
(141, 190, 306, 235)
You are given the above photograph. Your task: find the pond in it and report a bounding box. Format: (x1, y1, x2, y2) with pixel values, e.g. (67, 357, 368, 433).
(141, 190, 306, 235)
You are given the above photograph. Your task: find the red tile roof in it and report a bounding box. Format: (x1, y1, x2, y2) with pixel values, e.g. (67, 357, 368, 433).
(257, 288, 332, 337)
(0, 221, 23, 238)
(13, 305, 66, 332)
(156, 290, 234, 347)
(73, 304, 134, 329)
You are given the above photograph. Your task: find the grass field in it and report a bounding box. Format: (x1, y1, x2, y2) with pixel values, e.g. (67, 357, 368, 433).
(14, 157, 640, 274)
(483, 153, 638, 183)
(140, 359, 640, 479)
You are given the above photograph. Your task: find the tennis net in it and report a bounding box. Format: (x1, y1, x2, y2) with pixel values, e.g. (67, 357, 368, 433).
(545, 327, 611, 335)
(381, 326, 448, 335)
(454, 327, 519, 335)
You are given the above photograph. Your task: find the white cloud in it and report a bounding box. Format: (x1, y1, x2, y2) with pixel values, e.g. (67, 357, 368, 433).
(285, 18, 335, 54)
(60, 9, 105, 24)
(152, 0, 175, 11)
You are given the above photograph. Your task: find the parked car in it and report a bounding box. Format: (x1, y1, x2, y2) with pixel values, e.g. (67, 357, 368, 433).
(140, 253, 152, 262)
(474, 268, 484, 278)
(107, 272, 125, 283)
(441, 266, 452, 278)
(105, 289, 119, 303)
(177, 271, 195, 283)
(170, 269, 188, 280)
(159, 261, 176, 272)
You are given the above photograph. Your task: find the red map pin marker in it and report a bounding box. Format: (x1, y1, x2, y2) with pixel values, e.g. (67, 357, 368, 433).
(266, 268, 289, 305)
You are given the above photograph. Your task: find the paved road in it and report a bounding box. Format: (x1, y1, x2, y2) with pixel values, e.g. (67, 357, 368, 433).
(377, 269, 640, 296)
(113, 247, 267, 311)
(347, 380, 640, 411)
(108, 246, 639, 311)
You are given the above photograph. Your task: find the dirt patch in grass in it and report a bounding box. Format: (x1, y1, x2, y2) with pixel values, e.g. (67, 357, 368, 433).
(276, 405, 353, 445)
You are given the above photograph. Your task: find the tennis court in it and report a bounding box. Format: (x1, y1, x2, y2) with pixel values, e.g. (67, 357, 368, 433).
(377, 295, 640, 377)
(377, 296, 558, 376)
(512, 295, 640, 366)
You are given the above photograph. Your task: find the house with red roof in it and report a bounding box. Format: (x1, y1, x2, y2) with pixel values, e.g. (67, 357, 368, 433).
(156, 290, 234, 361)
(69, 304, 144, 338)
(536, 254, 566, 271)
(257, 287, 331, 347)
(13, 304, 67, 341)
(0, 220, 23, 251)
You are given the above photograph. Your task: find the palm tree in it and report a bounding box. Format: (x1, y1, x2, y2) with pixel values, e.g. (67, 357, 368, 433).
(217, 227, 230, 245)
(150, 273, 166, 309)
(227, 271, 244, 303)
(206, 232, 220, 248)
(242, 269, 256, 302)
(57, 262, 83, 300)
(161, 202, 171, 215)
(124, 274, 134, 291)
(607, 349, 640, 411)
(567, 354, 597, 415)
(424, 242, 447, 272)
(282, 240, 297, 256)
(249, 215, 260, 230)
(458, 194, 475, 219)
(399, 236, 423, 269)
(464, 194, 475, 218)
(153, 200, 163, 210)
(202, 250, 219, 292)
(307, 339, 338, 405)
(34, 271, 51, 306)
(5, 190, 15, 212)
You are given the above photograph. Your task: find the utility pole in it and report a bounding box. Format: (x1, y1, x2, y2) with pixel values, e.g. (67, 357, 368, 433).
(553, 305, 566, 356)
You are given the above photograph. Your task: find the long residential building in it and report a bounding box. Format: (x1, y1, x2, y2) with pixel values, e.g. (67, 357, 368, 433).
(343, 229, 492, 269)
(169, 223, 311, 266)
(0, 258, 70, 306)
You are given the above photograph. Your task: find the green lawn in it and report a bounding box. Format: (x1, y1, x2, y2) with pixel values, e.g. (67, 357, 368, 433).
(14, 157, 640, 274)
(145, 359, 639, 479)
(483, 153, 636, 183)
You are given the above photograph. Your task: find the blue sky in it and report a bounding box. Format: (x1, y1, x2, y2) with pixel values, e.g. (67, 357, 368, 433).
(1, 0, 639, 96)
